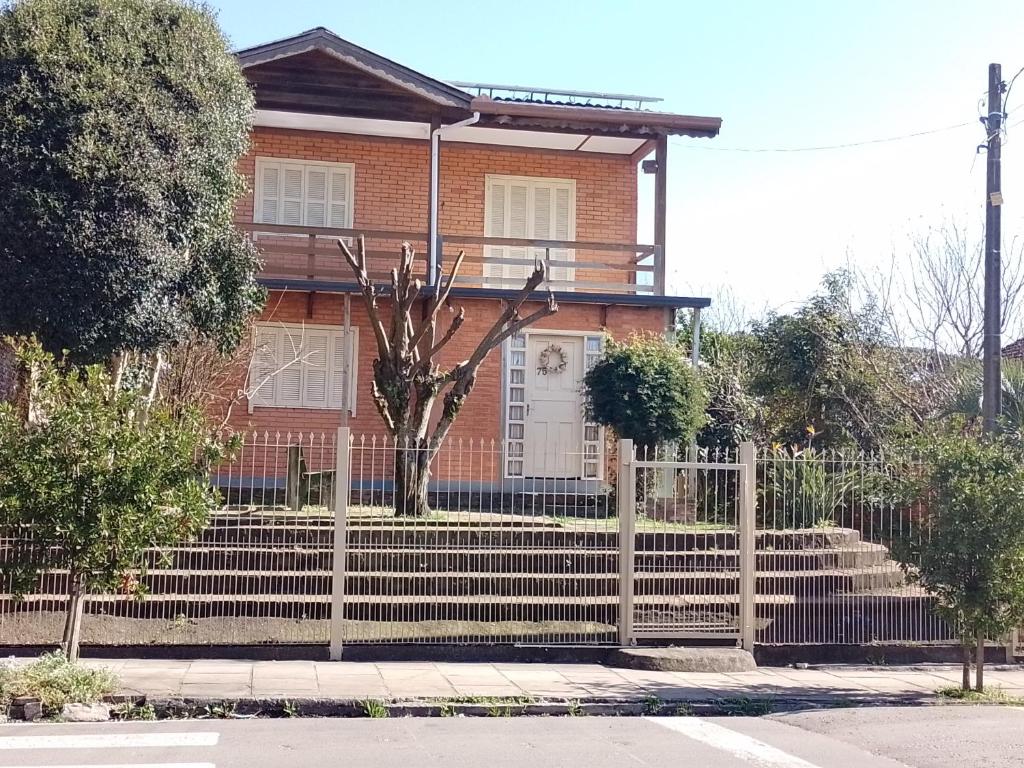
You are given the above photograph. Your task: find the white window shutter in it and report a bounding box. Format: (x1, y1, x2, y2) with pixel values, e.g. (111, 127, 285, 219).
(507, 183, 530, 283)
(258, 163, 281, 225)
(305, 168, 327, 228)
(249, 327, 279, 406)
(328, 167, 351, 228)
(484, 180, 506, 285)
(281, 165, 304, 227)
(551, 185, 573, 285)
(302, 331, 330, 407)
(276, 328, 303, 406)
(328, 331, 350, 410)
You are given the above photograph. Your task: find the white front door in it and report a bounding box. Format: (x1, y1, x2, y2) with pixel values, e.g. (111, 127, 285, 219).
(524, 334, 585, 478)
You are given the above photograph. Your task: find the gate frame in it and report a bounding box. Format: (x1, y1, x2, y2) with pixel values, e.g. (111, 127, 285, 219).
(617, 439, 756, 651)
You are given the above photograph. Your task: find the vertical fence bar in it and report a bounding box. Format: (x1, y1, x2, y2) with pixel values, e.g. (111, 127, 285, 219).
(739, 441, 756, 652)
(617, 438, 635, 647)
(329, 426, 351, 660)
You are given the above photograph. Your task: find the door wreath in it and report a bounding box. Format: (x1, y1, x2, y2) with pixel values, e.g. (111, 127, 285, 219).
(537, 343, 568, 375)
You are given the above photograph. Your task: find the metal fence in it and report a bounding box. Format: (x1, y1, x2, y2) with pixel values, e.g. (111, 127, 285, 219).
(754, 447, 955, 646)
(0, 433, 962, 651)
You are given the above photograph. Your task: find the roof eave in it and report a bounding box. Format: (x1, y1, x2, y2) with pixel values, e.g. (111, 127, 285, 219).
(470, 96, 721, 138)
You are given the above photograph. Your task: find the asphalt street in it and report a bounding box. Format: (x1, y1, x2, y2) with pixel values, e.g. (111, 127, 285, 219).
(0, 706, 1022, 768)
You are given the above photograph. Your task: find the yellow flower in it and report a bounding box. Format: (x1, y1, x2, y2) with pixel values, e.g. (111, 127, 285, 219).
(806, 425, 817, 436)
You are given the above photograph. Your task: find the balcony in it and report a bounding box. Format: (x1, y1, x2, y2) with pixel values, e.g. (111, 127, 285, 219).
(240, 223, 666, 299)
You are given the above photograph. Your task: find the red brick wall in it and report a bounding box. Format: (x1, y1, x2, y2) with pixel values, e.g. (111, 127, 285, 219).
(227, 128, 669, 478)
(238, 128, 639, 286)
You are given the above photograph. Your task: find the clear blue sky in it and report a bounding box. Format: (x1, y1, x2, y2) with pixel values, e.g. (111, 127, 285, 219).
(211, 0, 1024, 314)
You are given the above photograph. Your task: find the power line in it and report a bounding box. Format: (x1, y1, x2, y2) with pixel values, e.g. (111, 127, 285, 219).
(672, 120, 973, 153)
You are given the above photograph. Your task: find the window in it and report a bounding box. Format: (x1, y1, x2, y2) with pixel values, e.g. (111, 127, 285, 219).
(248, 323, 358, 412)
(484, 175, 576, 289)
(254, 159, 354, 228)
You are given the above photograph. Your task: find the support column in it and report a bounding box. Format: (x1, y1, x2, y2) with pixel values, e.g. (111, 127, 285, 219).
(653, 134, 668, 295)
(617, 439, 636, 647)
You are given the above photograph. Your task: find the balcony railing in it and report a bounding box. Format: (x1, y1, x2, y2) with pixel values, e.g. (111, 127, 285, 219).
(238, 223, 665, 296)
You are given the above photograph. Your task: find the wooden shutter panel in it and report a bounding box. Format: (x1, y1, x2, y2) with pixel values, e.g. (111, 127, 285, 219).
(328, 167, 351, 228)
(250, 326, 279, 406)
(484, 180, 506, 286)
(302, 330, 330, 407)
(305, 168, 327, 227)
(258, 163, 280, 225)
(551, 185, 573, 286)
(506, 182, 530, 284)
(276, 328, 303, 406)
(281, 165, 304, 227)
(531, 185, 551, 284)
(328, 331, 350, 410)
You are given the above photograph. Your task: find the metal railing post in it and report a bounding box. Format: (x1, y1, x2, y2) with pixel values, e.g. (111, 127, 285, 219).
(329, 427, 351, 661)
(738, 441, 756, 652)
(617, 438, 636, 647)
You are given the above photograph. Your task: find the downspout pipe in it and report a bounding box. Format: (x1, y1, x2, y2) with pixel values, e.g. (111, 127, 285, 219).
(428, 112, 480, 285)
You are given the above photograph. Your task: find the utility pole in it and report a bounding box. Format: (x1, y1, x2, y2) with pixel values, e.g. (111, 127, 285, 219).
(982, 63, 1004, 433)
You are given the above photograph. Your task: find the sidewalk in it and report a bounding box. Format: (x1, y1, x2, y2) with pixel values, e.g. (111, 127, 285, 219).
(84, 658, 1024, 706)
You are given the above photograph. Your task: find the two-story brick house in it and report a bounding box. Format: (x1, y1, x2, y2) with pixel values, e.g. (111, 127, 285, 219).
(228, 28, 720, 486)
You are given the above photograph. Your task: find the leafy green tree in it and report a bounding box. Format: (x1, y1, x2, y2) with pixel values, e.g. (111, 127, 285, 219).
(0, 340, 226, 660)
(0, 0, 263, 363)
(677, 317, 757, 454)
(895, 435, 1024, 691)
(583, 333, 707, 452)
(749, 273, 908, 451)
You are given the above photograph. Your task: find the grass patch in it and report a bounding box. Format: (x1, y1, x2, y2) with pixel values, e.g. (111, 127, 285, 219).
(0, 653, 118, 715)
(113, 701, 157, 721)
(937, 686, 1024, 705)
(716, 696, 776, 716)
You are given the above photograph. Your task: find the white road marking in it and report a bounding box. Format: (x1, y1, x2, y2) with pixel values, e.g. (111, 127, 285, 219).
(2, 764, 214, 768)
(645, 717, 823, 768)
(0, 732, 220, 750)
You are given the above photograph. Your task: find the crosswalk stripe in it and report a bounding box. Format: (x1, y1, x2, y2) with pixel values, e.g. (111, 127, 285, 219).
(0, 733, 219, 750)
(645, 717, 823, 768)
(1, 764, 215, 768)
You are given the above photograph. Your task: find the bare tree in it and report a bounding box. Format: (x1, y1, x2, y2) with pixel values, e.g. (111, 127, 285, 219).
(339, 237, 557, 516)
(849, 220, 1024, 427)
(877, 221, 1024, 358)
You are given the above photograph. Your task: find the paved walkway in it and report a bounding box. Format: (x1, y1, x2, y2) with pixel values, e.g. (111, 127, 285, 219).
(83, 659, 1024, 703)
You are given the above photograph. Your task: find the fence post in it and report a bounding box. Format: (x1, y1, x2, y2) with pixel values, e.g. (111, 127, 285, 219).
(329, 427, 351, 661)
(617, 438, 636, 647)
(738, 441, 756, 653)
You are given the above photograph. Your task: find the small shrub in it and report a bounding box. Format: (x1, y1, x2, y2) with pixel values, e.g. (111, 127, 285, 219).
(361, 699, 389, 718)
(584, 333, 707, 452)
(0, 652, 117, 714)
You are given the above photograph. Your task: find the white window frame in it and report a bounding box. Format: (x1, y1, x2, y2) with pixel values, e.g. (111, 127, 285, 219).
(248, 322, 358, 413)
(253, 158, 355, 229)
(483, 174, 576, 290)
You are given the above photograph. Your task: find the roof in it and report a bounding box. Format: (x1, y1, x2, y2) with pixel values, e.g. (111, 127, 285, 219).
(235, 28, 721, 140)
(235, 27, 471, 110)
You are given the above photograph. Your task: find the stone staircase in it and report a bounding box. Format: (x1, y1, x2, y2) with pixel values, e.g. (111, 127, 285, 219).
(0, 516, 953, 646)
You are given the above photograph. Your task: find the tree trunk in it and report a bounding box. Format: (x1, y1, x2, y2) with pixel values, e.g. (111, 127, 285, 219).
(975, 629, 985, 692)
(961, 637, 972, 691)
(393, 443, 432, 517)
(61, 573, 86, 662)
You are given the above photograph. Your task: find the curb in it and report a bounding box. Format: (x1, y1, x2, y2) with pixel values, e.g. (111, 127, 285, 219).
(108, 692, 934, 720)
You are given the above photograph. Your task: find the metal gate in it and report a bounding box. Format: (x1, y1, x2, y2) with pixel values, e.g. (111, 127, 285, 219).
(617, 440, 755, 651)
